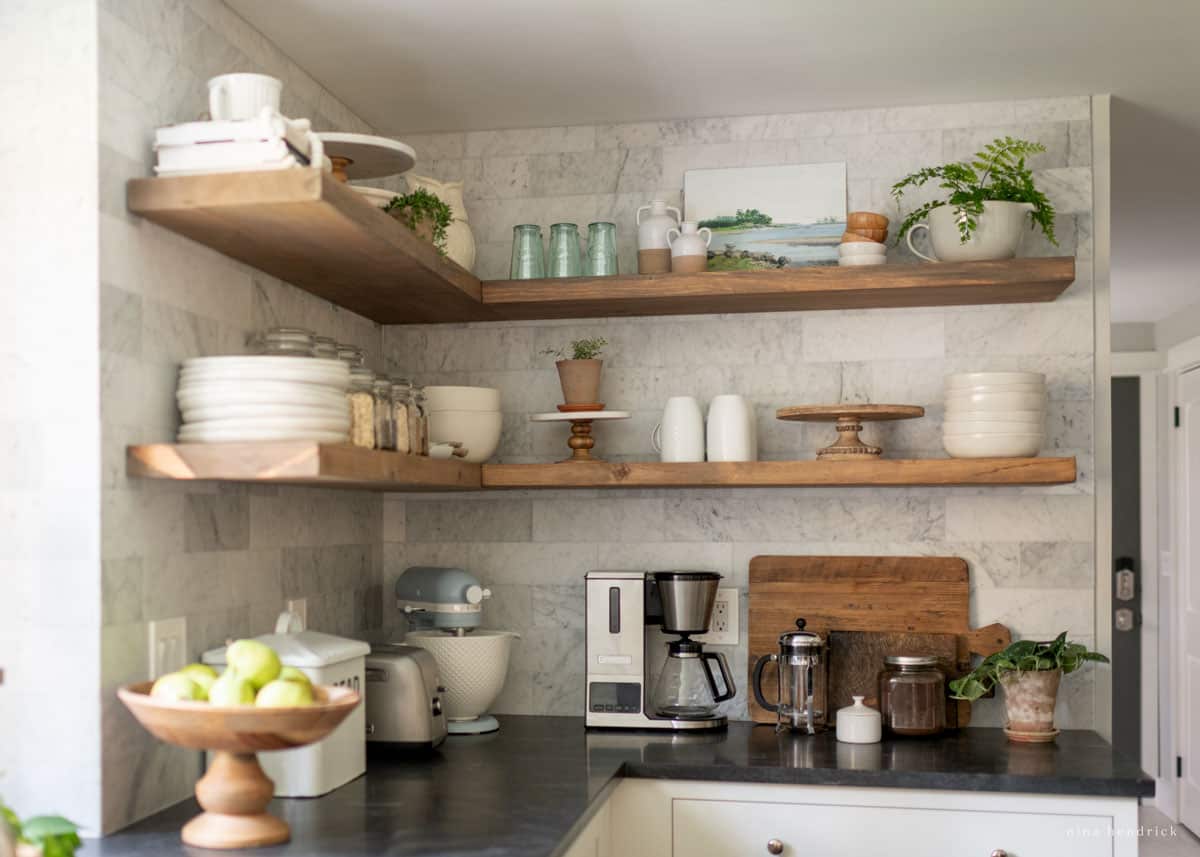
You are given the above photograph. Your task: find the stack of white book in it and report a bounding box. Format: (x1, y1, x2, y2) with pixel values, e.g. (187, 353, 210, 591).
(153, 110, 324, 176)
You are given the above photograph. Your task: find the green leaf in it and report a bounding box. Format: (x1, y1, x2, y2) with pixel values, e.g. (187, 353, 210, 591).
(22, 816, 79, 840)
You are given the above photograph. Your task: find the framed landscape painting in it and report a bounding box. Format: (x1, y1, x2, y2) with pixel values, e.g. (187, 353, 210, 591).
(683, 162, 847, 269)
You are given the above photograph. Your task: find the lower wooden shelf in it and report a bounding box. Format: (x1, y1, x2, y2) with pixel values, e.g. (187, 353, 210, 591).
(126, 445, 1075, 491)
(126, 443, 481, 491)
(480, 458, 1077, 489)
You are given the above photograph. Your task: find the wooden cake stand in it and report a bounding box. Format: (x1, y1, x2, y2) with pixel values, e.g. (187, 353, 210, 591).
(531, 410, 630, 462)
(776, 404, 925, 460)
(315, 132, 416, 182)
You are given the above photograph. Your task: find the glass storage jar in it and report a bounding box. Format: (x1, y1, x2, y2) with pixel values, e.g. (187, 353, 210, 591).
(879, 655, 946, 736)
(336, 343, 366, 368)
(255, 326, 315, 356)
(347, 367, 376, 449)
(311, 335, 339, 360)
(391, 379, 413, 454)
(411, 385, 429, 455)
(373, 378, 394, 450)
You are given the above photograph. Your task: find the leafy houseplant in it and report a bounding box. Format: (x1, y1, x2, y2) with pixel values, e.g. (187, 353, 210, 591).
(541, 338, 608, 406)
(892, 136, 1057, 251)
(0, 799, 82, 857)
(950, 633, 1107, 741)
(383, 187, 453, 256)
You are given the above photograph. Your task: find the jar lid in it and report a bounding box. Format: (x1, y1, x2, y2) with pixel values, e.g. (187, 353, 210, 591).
(779, 617, 823, 650)
(837, 696, 882, 721)
(336, 343, 366, 366)
(349, 366, 375, 387)
(884, 654, 941, 667)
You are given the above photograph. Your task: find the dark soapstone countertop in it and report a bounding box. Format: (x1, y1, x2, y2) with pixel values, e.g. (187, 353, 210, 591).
(94, 716, 1152, 857)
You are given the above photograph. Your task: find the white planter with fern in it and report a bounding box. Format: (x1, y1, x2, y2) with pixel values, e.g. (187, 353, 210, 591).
(906, 200, 1035, 262)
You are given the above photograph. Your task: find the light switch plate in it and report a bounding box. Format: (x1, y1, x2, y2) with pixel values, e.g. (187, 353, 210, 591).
(148, 616, 187, 679)
(696, 588, 738, 646)
(286, 598, 308, 629)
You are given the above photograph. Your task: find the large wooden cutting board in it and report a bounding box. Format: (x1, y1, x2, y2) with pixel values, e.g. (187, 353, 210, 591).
(748, 555, 1012, 726)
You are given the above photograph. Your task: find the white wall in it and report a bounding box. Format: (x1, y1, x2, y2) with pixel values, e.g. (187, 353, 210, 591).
(0, 0, 102, 833)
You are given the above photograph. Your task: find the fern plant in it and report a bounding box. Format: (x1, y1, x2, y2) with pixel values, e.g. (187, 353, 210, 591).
(540, 337, 607, 361)
(892, 136, 1057, 246)
(383, 187, 453, 255)
(948, 632, 1107, 701)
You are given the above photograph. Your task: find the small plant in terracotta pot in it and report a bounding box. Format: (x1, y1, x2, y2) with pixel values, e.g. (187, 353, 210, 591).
(949, 632, 1107, 743)
(541, 337, 608, 406)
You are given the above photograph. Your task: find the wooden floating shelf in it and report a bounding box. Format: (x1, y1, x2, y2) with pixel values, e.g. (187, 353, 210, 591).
(127, 170, 1075, 324)
(480, 458, 1078, 489)
(481, 258, 1076, 320)
(126, 443, 481, 491)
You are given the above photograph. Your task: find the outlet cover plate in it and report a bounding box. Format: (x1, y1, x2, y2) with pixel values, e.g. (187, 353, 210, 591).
(148, 616, 187, 679)
(696, 588, 738, 646)
(286, 598, 308, 629)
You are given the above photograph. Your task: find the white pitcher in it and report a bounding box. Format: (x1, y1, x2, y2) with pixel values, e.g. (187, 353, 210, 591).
(706, 394, 756, 462)
(666, 222, 713, 274)
(407, 175, 476, 272)
(651, 396, 705, 462)
(636, 199, 681, 274)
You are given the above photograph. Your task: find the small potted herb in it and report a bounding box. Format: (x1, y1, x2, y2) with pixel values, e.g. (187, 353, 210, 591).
(0, 799, 82, 857)
(892, 136, 1057, 262)
(540, 338, 608, 406)
(383, 187, 453, 256)
(949, 632, 1107, 742)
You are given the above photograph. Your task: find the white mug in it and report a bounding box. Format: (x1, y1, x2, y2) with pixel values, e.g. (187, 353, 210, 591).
(706, 394, 757, 462)
(207, 73, 282, 121)
(652, 396, 705, 463)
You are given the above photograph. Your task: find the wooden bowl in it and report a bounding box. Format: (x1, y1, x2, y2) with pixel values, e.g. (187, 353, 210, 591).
(841, 231, 886, 244)
(846, 211, 890, 230)
(119, 682, 360, 849)
(844, 227, 888, 242)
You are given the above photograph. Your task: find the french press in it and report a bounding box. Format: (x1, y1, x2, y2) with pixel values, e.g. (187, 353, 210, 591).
(752, 618, 828, 734)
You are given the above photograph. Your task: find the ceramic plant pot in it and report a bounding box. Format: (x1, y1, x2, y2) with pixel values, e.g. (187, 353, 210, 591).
(405, 175, 477, 272)
(555, 359, 603, 405)
(1000, 668, 1061, 742)
(906, 200, 1035, 263)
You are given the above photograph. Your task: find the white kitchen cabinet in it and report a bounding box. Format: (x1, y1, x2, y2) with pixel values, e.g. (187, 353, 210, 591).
(557, 797, 611, 857)
(604, 780, 1141, 857)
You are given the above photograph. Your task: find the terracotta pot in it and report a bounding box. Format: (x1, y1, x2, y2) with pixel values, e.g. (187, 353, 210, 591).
(555, 359, 603, 405)
(1000, 668, 1061, 737)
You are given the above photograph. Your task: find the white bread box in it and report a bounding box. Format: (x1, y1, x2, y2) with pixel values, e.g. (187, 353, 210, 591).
(202, 617, 369, 797)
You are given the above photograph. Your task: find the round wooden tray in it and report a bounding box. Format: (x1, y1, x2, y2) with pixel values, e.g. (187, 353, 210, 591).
(119, 681, 360, 849)
(530, 410, 630, 462)
(776, 404, 924, 460)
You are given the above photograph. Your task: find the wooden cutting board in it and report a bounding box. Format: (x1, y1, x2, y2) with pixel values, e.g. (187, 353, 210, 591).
(748, 555, 1012, 726)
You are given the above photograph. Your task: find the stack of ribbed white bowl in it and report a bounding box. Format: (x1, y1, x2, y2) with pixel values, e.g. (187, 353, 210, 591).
(943, 372, 1046, 458)
(176, 356, 351, 443)
(423, 386, 502, 463)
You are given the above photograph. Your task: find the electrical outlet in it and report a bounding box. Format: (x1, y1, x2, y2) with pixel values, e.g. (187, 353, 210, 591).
(148, 616, 187, 679)
(286, 598, 308, 629)
(697, 588, 738, 646)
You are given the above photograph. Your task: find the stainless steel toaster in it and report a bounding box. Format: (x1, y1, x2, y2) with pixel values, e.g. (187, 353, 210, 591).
(365, 643, 447, 748)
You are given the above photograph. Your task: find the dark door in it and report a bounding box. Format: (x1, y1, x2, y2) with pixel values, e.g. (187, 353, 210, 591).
(1111, 377, 1141, 761)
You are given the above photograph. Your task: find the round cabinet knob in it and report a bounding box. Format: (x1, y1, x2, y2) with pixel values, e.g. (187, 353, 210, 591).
(766, 840, 784, 855)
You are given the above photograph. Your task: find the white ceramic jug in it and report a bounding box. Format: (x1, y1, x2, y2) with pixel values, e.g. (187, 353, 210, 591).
(905, 200, 1034, 263)
(406, 175, 477, 272)
(706, 394, 756, 462)
(636, 199, 682, 274)
(666, 222, 713, 274)
(651, 396, 705, 462)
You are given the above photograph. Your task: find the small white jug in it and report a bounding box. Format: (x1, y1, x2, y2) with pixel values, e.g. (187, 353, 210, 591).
(706, 394, 756, 462)
(666, 222, 713, 274)
(651, 396, 705, 462)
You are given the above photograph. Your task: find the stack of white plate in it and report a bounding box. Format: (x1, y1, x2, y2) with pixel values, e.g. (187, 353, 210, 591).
(943, 372, 1046, 458)
(177, 356, 351, 443)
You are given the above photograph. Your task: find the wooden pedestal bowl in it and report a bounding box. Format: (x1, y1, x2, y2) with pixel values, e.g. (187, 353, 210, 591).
(118, 681, 360, 850)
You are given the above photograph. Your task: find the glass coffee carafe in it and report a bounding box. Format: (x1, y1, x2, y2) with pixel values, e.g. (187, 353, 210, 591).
(653, 638, 735, 719)
(753, 618, 828, 734)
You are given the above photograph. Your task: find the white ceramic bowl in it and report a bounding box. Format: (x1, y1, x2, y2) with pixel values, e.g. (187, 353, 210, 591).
(405, 630, 516, 721)
(941, 409, 1044, 423)
(944, 383, 1045, 396)
(427, 409, 502, 463)
(838, 255, 886, 267)
(944, 391, 1046, 411)
(945, 371, 1046, 389)
(943, 433, 1043, 458)
(423, 386, 502, 412)
(944, 420, 1045, 434)
(838, 242, 887, 258)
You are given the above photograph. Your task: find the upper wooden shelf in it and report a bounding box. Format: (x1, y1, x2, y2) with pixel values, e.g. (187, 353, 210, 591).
(126, 442, 481, 491)
(127, 170, 1074, 324)
(126, 170, 493, 324)
(481, 257, 1074, 320)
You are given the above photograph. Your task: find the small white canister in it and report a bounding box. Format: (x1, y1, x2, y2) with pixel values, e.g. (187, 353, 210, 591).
(202, 613, 370, 797)
(836, 695, 882, 744)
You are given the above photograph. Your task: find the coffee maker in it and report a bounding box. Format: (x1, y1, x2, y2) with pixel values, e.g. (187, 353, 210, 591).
(585, 570, 734, 730)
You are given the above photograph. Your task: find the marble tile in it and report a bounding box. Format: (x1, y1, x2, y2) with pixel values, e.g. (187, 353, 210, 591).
(942, 122, 1071, 170)
(475, 155, 533, 199)
(872, 103, 973, 132)
(971, 587, 1095, 638)
(398, 131, 467, 160)
(1068, 120, 1092, 167)
(1035, 166, 1093, 215)
(466, 125, 596, 157)
(663, 496, 945, 543)
(1012, 96, 1091, 123)
(406, 499, 532, 543)
(532, 498, 665, 543)
(1015, 542, 1095, 588)
(100, 283, 143, 357)
(945, 496, 1094, 542)
(467, 542, 598, 585)
(383, 498, 406, 542)
(803, 311, 945, 361)
(596, 117, 735, 150)
(281, 544, 375, 597)
(102, 557, 143, 626)
(945, 304, 1092, 356)
(184, 493, 249, 552)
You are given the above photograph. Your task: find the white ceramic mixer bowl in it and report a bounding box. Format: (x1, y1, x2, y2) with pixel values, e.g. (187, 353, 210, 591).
(405, 630, 517, 732)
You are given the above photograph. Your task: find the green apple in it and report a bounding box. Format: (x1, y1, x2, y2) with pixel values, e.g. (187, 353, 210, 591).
(208, 671, 256, 706)
(179, 663, 218, 699)
(225, 639, 281, 690)
(278, 666, 311, 687)
(150, 672, 203, 702)
(255, 679, 314, 708)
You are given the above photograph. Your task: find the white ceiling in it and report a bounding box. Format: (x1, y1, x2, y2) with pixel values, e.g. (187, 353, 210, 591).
(228, 0, 1200, 325)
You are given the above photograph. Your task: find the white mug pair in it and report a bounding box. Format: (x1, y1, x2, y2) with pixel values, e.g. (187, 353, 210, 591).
(207, 73, 282, 121)
(651, 395, 758, 463)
